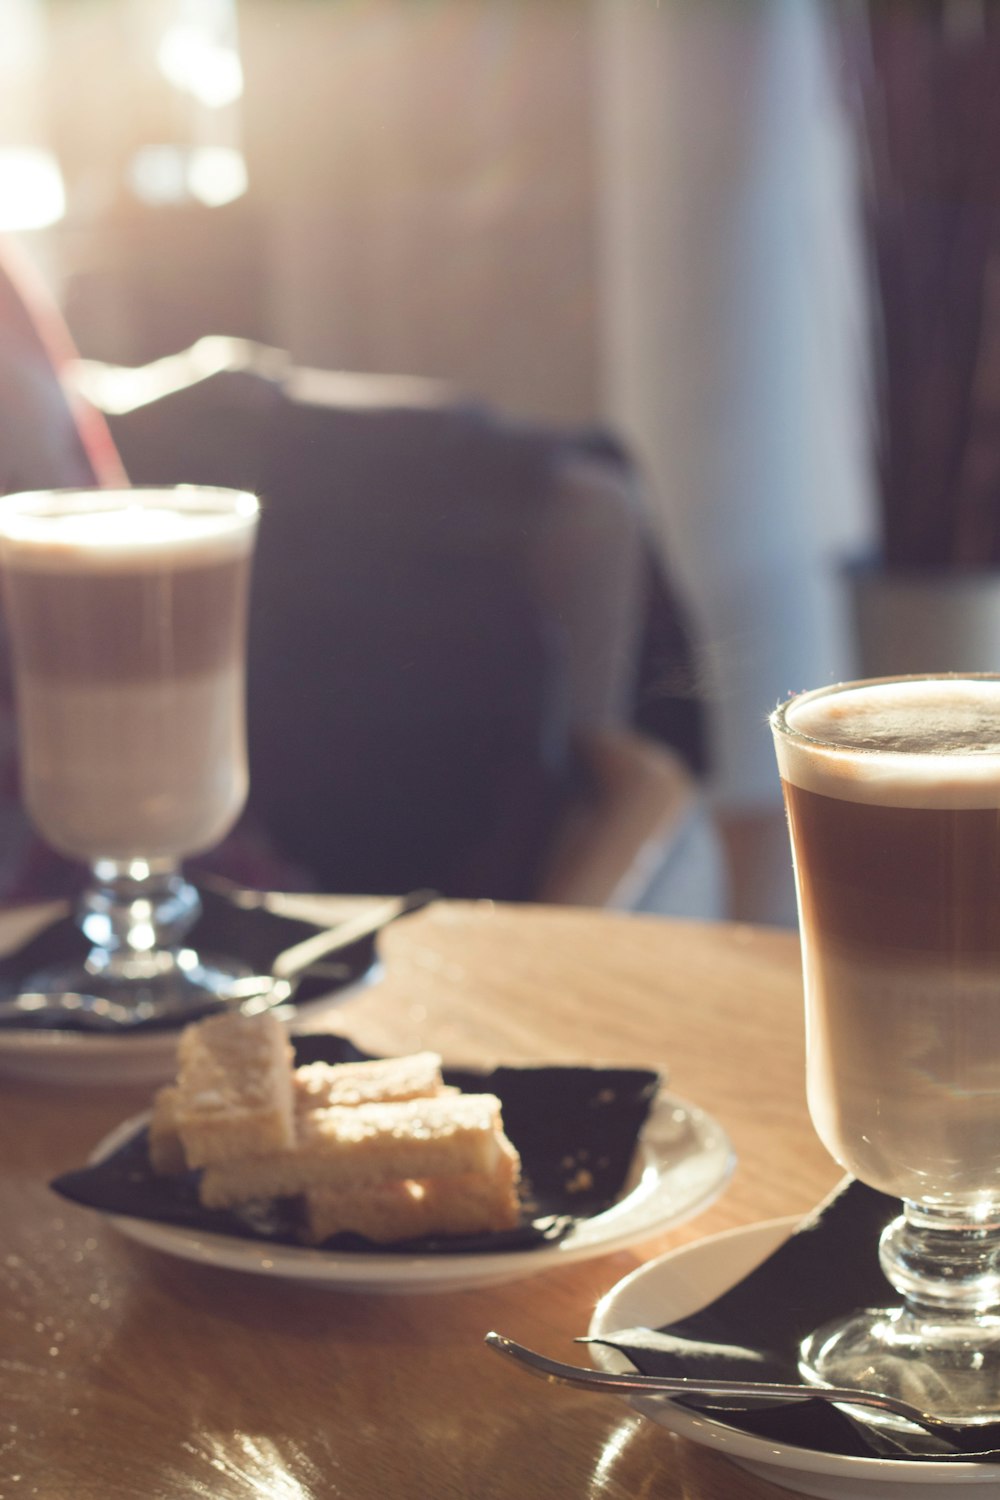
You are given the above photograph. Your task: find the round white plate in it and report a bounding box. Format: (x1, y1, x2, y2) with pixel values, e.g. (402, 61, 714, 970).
(0, 977, 376, 1087)
(589, 1220, 1000, 1498)
(0, 1016, 197, 1086)
(91, 1090, 733, 1293)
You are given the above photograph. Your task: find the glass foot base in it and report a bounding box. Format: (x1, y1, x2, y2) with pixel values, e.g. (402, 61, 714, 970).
(25, 946, 253, 1028)
(801, 1308, 1000, 1428)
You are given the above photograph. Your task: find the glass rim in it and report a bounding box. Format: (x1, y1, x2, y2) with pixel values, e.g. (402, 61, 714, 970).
(770, 672, 1000, 754)
(0, 485, 260, 521)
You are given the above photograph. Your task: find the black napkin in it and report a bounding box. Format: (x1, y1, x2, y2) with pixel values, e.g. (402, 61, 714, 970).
(592, 1177, 1000, 1462)
(50, 1034, 661, 1255)
(0, 879, 376, 1032)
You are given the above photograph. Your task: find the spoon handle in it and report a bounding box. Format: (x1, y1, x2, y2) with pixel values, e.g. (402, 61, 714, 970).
(484, 1333, 935, 1428)
(270, 889, 437, 980)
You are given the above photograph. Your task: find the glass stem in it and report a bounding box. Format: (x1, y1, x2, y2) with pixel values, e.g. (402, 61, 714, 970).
(880, 1200, 1000, 1317)
(79, 859, 202, 978)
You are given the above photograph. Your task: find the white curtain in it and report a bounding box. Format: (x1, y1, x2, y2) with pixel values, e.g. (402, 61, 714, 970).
(594, 0, 875, 826)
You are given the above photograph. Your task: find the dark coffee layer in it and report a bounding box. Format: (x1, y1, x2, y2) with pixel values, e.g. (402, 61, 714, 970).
(2, 555, 252, 682)
(783, 780, 1000, 962)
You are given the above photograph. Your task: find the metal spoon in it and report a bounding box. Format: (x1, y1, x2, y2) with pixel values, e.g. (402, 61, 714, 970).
(484, 1332, 979, 1437)
(0, 888, 436, 1031)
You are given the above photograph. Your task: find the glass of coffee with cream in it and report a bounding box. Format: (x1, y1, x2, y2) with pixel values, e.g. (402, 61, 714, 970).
(0, 486, 259, 1019)
(772, 674, 1000, 1425)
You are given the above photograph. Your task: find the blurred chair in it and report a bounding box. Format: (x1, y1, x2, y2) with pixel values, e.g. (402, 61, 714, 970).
(0, 261, 724, 915)
(74, 338, 723, 915)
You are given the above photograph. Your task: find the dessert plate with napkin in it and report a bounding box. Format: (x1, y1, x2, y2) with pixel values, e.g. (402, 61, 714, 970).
(584, 1179, 1000, 1497)
(49, 1033, 734, 1291)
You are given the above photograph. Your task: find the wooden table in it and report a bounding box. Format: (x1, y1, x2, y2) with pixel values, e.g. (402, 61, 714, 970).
(0, 899, 840, 1499)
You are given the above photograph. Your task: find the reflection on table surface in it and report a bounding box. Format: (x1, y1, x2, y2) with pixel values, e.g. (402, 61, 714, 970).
(0, 896, 835, 1500)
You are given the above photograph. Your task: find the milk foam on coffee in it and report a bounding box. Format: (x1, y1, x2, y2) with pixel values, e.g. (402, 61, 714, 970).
(0, 494, 258, 863)
(0, 502, 253, 563)
(777, 677, 1000, 807)
(773, 677, 1000, 1206)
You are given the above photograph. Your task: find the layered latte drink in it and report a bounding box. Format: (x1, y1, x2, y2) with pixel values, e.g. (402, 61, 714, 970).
(773, 676, 1000, 1208)
(0, 489, 258, 864)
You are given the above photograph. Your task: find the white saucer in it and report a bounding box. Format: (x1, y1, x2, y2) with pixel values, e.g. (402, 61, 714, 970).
(0, 1019, 196, 1086)
(0, 987, 374, 1087)
(0, 896, 376, 1086)
(0, 975, 377, 1087)
(589, 1220, 1000, 1498)
(90, 1090, 733, 1293)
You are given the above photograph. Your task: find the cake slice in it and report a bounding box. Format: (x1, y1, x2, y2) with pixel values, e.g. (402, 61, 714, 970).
(198, 1092, 513, 1208)
(301, 1139, 522, 1244)
(147, 1015, 525, 1248)
(148, 1036, 451, 1175)
(148, 1085, 187, 1174)
(293, 1052, 451, 1110)
(171, 1010, 296, 1168)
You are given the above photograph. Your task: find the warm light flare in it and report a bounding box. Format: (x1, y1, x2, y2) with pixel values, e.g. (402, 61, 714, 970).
(0, 147, 65, 230)
(157, 23, 243, 108)
(129, 145, 247, 207)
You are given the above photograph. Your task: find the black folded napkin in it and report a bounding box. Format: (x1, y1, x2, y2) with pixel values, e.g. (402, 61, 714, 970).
(0, 879, 376, 1032)
(51, 1034, 661, 1256)
(592, 1177, 1000, 1463)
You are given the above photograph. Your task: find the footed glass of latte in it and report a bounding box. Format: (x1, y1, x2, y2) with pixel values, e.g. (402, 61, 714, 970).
(0, 486, 259, 1021)
(772, 674, 1000, 1426)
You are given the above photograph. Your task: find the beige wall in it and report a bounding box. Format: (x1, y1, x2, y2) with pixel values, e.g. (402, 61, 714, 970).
(239, 0, 602, 426)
